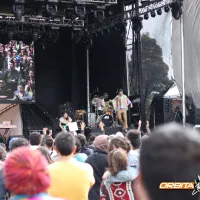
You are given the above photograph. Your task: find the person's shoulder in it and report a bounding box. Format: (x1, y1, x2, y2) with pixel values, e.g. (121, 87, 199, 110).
(78, 162, 93, 172)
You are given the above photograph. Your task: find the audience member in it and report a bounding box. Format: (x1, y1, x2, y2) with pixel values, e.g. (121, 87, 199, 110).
(3, 147, 63, 200)
(29, 132, 41, 150)
(126, 130, 141, 152)
(9, 138, 29, 151)
(100, 149, 137, 200)
(77, 134, 93, 156)
(103, 137, 139, 183)
(88, 134, 96, 150)
(45, 138, 57, 161)
(86, 135, 109, 200)
(37, 147, 53, 164)
(74, 137, 88, 163)
(48, 132, 95, 200)
(13, 84, 32, 101)
(138, 123, 200, 200)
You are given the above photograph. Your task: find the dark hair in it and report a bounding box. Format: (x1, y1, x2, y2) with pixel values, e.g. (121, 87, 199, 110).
(75, 137, 81, 153)
(108, 150, 127, 176)
(88, 134, 96, 145)
(10, 138, 29, 151)
(118, 89, 123, 93)
(109, 137, 130, 152)
(77, 134, 86, 147)
(37, 147, 53, 164)
(30, 132, 41, 146)
(55, 132, 75, 156)
(126, 130, 141, 149)
(45, 138, 53, 148)
(140, 123, 200, 200)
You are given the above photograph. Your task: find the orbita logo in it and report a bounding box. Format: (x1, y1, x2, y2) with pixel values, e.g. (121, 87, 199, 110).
(159, 182, 194, 190)
(159, 176, 200, 195)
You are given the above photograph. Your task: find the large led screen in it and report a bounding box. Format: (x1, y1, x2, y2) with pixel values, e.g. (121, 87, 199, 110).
(0, 41, 35, 103)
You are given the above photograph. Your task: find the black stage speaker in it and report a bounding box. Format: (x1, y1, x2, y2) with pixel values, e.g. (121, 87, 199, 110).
(195, 108, 200, 124)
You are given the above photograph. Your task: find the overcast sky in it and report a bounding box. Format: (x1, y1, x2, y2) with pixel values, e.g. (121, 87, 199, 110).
(126, 12, 173, 78)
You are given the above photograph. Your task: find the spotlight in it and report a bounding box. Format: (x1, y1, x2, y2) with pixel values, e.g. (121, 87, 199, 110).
(65, 7, 76, 20)
(144, 13, 149, 20)
(132, 16, 143, 33)
(157, 8, 162, 15)
(75, 6, 86, 19)
(32, 32, 39, 42)
(94, 10, 105, 22)
(12, 0, 25, 20)
(164, 6, 170, 12)
(8, 30, 14, 40)
(46, 0, 58, 17)
(150, 11, 156, 18)
(171, 3, 183, 20)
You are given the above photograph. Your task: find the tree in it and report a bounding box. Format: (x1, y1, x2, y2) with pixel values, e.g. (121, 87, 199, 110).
(129, 32, 173, 118)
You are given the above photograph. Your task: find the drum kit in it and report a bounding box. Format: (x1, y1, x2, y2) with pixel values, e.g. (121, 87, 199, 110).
(92, 97, 119, 128)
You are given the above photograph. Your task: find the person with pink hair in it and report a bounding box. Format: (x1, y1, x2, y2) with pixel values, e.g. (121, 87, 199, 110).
(3, 147, 65, 200)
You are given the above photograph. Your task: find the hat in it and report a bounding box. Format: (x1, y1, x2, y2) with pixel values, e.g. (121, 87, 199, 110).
(3, 147, 51, 195)
(93, 135, 109, 152)
(116, 132, 124, 138)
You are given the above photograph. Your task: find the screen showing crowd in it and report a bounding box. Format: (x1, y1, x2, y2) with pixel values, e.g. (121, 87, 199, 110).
(0, 41, 35, 102)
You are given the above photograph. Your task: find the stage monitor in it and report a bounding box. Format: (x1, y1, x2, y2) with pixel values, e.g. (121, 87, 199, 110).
(0, 40, 35, 103)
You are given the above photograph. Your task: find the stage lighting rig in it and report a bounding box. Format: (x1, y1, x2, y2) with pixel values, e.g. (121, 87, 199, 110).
(12, 0, 25, 20)
(76, 0, 182, 42)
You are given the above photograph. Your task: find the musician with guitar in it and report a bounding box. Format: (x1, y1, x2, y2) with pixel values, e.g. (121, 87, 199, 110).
(59, 113, 72, 132)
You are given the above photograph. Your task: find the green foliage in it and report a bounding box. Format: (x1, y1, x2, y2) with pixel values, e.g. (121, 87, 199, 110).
(129, 32, 173, 118)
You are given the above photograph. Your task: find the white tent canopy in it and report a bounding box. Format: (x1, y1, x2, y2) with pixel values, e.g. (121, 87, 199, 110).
(164, 85, 181, 99)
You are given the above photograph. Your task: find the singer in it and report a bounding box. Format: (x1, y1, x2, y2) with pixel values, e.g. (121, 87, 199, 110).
(113, 89, 132, 131)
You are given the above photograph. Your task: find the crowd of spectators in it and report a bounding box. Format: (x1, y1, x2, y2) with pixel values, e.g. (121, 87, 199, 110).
(0, 123, 199, 200)
(0, 41, 35, 101)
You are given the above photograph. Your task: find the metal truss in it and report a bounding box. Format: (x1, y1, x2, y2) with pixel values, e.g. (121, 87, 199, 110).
(77, 0, 178, 41)
(0, 13, 84, 27)
(60, 0, 117, 4)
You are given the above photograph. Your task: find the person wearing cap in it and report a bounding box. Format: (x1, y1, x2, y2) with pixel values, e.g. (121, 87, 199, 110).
(85, 135, 109, 200)
(3, 147, 63, 200)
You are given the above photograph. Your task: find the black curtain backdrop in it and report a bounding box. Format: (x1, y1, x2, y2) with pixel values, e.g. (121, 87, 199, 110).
(21, 28, 73, 134)
(21, 30, 125, 134)
(76, 32, 126, 108)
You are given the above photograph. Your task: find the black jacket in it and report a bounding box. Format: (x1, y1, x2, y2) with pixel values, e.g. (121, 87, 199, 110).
(85, 149, 108, 200)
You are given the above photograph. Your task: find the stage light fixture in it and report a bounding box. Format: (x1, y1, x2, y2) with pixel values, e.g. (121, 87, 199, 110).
(94, 10, 105, 22)
(150, 11, 156, 18)
(65, 7, 77, 20)
(144, 13, 149, 20)
(171, 2, 183, 20)
(157, 8, 162, 15)
(164, 6, 170, 12)
(132, 16, 143, 33)
(46, 0, 58, 17)
(33, 31, 39, 42)
(75, 6, 86, 19)
(8, 30, 14, 40)
(12, 0, 25, 20)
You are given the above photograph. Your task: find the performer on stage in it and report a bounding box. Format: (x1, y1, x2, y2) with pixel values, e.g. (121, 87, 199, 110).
(59, 112, 72, 131)
(113, 89, 133, 131)
(92, 93, 108, 116)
